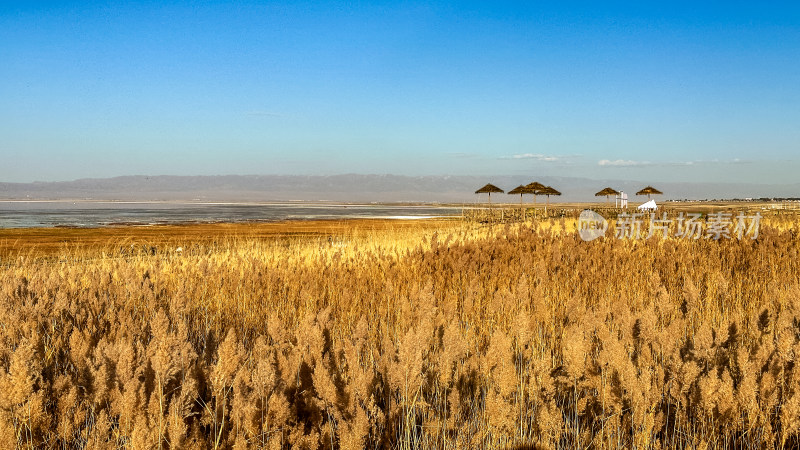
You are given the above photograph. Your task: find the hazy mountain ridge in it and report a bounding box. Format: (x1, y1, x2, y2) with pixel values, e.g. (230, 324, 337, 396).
(1, 175, 798, 203)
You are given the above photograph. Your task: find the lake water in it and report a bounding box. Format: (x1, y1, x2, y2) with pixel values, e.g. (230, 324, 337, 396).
(0, 201, 463, 228)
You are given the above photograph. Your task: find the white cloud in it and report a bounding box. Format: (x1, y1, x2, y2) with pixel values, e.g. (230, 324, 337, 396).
(598, 159, 649, 167)
(504, 153, 561, 161)
(598, 158, 751, 167)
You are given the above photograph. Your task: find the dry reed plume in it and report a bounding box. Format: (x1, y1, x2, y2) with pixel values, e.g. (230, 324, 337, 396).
(1, 214, 800, 448)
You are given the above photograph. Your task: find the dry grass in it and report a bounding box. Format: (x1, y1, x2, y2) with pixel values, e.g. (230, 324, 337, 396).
(0, 219, 458, 258)
(1, 212, 800, 448)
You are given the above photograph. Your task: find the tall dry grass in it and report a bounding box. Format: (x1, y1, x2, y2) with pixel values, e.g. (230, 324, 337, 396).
(1, 215, 800, 448)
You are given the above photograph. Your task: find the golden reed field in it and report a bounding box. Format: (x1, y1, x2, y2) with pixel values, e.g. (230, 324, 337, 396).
(2, 210, 800, 449)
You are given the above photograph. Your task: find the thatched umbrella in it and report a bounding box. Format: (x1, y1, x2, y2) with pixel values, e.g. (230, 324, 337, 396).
(475, 183, 504, 204)
(541, 186, 561, 213)
(507, 185, 530, 204)
(636, 186, 663, 199)
(595, 187, 619, 205)
(525, 181, 547, 205)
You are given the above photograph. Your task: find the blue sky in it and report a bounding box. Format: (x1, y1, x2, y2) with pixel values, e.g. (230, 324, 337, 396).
(1, 1, 798, 183)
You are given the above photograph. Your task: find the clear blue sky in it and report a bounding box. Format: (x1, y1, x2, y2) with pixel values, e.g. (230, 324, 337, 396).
(1, 1, 798, 183)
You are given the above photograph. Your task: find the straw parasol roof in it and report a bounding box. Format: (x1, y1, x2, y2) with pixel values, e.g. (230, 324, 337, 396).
(475, 183, 504, 203)
(541, 186, 561, 213)
(595, 187, 619, 197)
(595, 187, 619, 205)
(542, 186, 561, 197)
(525, 181, 547, 204)
(476, 183, 504, 194)
(526, 181, 546, 192)
(636, 186, 663, 199)
(507, 185, 531, 204)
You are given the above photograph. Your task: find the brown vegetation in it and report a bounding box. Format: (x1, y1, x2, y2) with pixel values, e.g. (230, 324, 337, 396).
(0, 219, 456, 258)
(1, 214, 800, 448)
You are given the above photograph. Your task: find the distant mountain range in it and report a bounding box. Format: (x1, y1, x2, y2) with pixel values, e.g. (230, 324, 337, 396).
(0, 174, 798, 203)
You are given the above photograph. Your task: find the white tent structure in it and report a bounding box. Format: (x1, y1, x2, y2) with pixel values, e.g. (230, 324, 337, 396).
(637, 199, 657, 211)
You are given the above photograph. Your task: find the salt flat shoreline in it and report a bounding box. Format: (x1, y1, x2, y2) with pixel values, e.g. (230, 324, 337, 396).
(0, 199, 793, 231)
(0, 199, 465, 207)
(0, 201, 465, 229)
